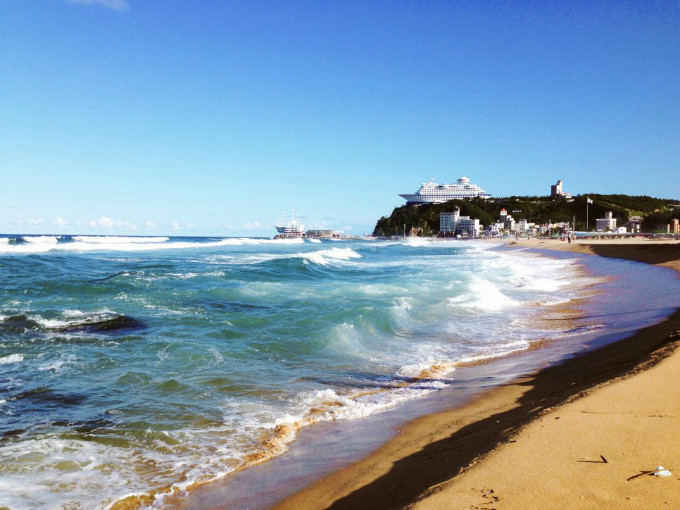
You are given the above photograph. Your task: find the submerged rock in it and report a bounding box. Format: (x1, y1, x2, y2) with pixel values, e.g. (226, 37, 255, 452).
(54, 315, 145, 333)
(0, 313, 145, 335)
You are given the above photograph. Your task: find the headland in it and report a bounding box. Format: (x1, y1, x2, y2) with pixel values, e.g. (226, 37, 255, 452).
(269, 238, 680, 510)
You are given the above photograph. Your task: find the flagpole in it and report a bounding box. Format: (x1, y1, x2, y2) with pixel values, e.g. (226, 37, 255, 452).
(586, 197, 593, 231)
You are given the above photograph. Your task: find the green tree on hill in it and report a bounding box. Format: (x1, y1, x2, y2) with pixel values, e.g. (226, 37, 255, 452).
(372, 194, 680, 237)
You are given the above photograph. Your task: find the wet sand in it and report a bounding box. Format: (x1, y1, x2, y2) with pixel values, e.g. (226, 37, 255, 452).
(270, 238, 680, 510)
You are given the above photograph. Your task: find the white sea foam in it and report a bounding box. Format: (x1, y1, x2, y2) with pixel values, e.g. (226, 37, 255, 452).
(207, 347, 224, 363)
(295, 382, 444, 423)
(513, 276, 567, 292)
(301, 247, 361, 266)
(27, 310, 116, 331)
(0, 436, 187, 510)
(0, 353, 24, 364)
(31, 316, 73, 329)
(62, 309, 90, 318)
(396, 359, 456, 379)
(37, 354, 77, 372)
(0, 236, 311, 255)
(448, 277, 517, 311)
(0, 242, 58, 254)
(20, 236, 60, 244)
(324, 323, 367, 355)
(403, 238, 431, 246)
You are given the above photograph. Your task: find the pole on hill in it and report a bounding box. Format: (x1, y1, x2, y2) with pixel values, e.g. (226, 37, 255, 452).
(586, 197, 593, 231)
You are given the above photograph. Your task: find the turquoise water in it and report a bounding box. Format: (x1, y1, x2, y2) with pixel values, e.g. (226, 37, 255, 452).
(0, 236, 677, 510)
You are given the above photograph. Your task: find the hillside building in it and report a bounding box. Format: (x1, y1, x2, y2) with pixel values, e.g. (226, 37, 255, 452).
(551, 180, 572, 200)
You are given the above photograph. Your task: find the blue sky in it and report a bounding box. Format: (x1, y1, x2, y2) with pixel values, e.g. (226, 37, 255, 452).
(2, 1, 678, 236)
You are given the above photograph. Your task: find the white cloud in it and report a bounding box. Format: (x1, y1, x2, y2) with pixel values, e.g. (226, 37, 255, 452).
(54, 217, 68, 227)
(171, 222, 195, 231)
(241, 221, 261, 231)
(90, 217, 137, 231)
(18, 218, 45, 225)
(67, 0, 129, 11)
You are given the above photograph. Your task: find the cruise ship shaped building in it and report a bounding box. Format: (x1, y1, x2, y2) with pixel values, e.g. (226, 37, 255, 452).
(399, 176, 491, 204)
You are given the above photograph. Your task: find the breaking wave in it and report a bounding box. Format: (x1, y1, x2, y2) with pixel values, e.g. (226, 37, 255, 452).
(0, 235, 312, 254)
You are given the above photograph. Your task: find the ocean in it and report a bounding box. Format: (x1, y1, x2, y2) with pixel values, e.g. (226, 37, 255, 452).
(1, 235, 678, 510)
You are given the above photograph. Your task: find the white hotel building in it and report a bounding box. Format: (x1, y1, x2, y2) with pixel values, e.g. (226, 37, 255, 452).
(439, 206, 480, 237)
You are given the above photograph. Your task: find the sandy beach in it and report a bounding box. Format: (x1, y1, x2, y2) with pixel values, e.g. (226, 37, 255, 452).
(271, 238, 680, 510)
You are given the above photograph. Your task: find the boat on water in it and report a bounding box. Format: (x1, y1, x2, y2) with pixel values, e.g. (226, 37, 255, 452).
(400, 176, 492, 204)
(273, 210, 351, 240)
(274, 209, 306, 239)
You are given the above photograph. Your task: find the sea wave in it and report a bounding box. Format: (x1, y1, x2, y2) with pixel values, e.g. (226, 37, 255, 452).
(447, 277, 518, 311)
(102, 360, 464, 510)
(300, 247, 361, 266)
(3, 238, 666, 510)
(20, 235, 60, 244)
(0, 236, 308, 254)
(0, 353, 24, 364)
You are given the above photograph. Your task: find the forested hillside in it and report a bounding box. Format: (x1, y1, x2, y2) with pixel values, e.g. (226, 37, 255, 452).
(372, 195, 680, 237)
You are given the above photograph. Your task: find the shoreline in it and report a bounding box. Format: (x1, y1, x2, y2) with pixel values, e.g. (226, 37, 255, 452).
(269, 238, 680, 510)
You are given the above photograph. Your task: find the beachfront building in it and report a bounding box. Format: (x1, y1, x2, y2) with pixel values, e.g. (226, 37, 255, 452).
(537, 221, 571, 235)
(626, 216, 643, 233)
(499, 208, 515, 232)
(440, 206, 481, 237)
(596, 211, 617, 232)
(515, 219, 537, 235)
(485, 222, 503, 236)
(485, 208, 516, 236)
(550, 180, 572, 200)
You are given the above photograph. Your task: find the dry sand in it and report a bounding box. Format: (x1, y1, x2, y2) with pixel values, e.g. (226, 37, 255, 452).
(271, 238, 680, 510)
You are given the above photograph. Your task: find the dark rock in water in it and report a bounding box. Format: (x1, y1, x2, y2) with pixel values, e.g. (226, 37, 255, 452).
(49, 417, 115, 434)
(55, 315, 145, 333)
(0, 315, 40, 333)
(2, 428, 25, 440)
(15, 386, 88, 406)
(0, 312, 145, 335)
